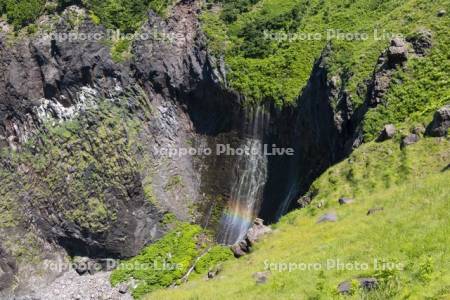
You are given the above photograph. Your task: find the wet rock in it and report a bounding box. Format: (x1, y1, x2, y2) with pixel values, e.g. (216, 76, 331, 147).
(339, 198, 354, 205)
(317, 213, 338, 223)
(426, 104, 450, 137)
(407, 29, 433, 56)
(246, 218, 272, 244)
(367, 207, 384, 215)
(401, 134, 420, 148)
(230, 243, 247, 258)
(230, 219, 271, 257)
(377, 124, 396, 142)
(253, 271, 270, 284)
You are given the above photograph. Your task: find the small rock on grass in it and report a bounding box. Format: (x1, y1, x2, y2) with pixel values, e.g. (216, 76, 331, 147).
(253, 271, 270, 284)
(317, 213, 338, 223)
(367, 207, 384, 216)
(401, 134, 420, 148)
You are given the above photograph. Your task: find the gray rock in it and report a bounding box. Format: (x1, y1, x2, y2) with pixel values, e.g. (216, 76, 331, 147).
(391, 37, 406, 47)
(0, 244, 17, 291)
(73, 257, 90, 275)
(246, 218, 272, 244)
(359, 277, 378, 290)
(401, 134, 420, 148)
(339, 198, 354, 205)
(406, 29, 433, 56)
(367, 207, 384, 215)
(253, 271, 270, 284)
(337, 280, 352, 294)
(377, 124, 396, 142)
(230, 243, 247, 258)
(387, 38, 408, 66)
(118, 283, 128, 294)
(426, 104, 450, 137)
(337, 278, 378, 294)
(230, 219, 271, 257)
(317, 213, 338, 223)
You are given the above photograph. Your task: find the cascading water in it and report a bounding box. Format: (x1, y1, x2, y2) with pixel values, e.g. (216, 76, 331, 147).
(217, 106, 269, 245)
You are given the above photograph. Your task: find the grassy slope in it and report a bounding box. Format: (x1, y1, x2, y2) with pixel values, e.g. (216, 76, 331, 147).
(202, 0, 449, 138)
(148, 137, 450, 299)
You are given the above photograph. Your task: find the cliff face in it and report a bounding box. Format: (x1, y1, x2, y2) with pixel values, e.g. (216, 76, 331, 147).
(0, 1, 245, 296)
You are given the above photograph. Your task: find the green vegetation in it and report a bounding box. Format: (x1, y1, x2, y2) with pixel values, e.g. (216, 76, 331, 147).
(111, 38, 132, 62)
(201, 0, 450, 119)
(110, 223, 207, 298)
(148, 137, 450, 299)
(1, 0, 173, 32)
(0, 91, 152, 234)
(193, 245, 234, 276)
(0, 0, 45, 29)
(164, 175, 184, 192)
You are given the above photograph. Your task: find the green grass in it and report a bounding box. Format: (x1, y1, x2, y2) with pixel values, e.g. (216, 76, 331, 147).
(110, 223, 206, 298)
(201, 0, 450, 116)
(147, 137, 450, 299)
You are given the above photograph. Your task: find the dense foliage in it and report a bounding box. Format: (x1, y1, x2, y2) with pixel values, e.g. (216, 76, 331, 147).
(0, 0, 45, 29)
(110, 223, 205, 298)
(0, 0, 173, 32)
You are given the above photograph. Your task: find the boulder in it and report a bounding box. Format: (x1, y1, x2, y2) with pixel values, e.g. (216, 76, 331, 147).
(426, 105, 450, 137)
(401, 134, 420, 148)
(230, 218, 271, 258)
(406, 29, 433, 56)
(118, 283, 129, 294)
(337, 280, 352, 294)
(338, 278, 378, 294)
(387, 38, 408, 66)
(339, 198, 354, 205)
(359, 277, 378, 290)
(377, 124, 396, 142)
(317, 213, 338, 223)
(230, 244, 247, 258)
(246, 218, 272, 244)
(253, 271, 270, 284)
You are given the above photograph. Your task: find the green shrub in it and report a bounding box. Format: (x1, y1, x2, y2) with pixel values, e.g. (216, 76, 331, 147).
(2, 0, 45, 29)
(111, 38, 132, 62)
(194, 245, 233, 275)
(110, 223, 205, 298)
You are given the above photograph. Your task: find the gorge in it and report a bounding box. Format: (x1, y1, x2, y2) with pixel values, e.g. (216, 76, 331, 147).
(0, 0, 449, 299)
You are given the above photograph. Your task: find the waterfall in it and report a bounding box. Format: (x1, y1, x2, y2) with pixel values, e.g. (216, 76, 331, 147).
(217, 106, 269, 245)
